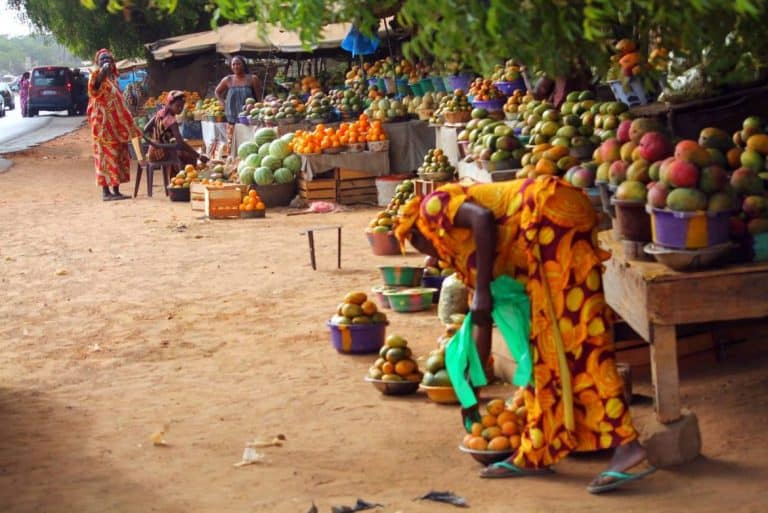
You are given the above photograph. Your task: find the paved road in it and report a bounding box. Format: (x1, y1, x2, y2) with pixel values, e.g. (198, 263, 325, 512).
(0, 93, 85, 156)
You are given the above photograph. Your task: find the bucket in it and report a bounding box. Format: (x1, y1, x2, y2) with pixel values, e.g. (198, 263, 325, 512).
(376, 175, 410, 206)
(327, 321, 386, 354)
(366, 230, 401, 256)
(421, 274, 445, 303)
(596, 181, 615, 219)
(447, 74, 474, 93)
(409, 82, 424, 97)
(396, 78, 410, 96)
(420, 78, 435, 93)
(431, 76, 446, 93)
(611, 198, 651, 242)
(648, 207, 732, 249)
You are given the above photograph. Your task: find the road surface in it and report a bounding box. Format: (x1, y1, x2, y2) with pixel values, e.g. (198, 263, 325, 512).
(0, 93, 85, 156)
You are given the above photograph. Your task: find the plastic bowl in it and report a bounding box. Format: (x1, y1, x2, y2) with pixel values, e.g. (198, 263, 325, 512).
(377, 265, 425, 286)
(494, 79, 527, 96)
(366, 231, 401, 256)
(458, 445, 514, 465)
(420, 384, 459, 404)
(647, 206, 733, 250)
(371, 285, 406, 309)
(471, 98, 506, 112)
(168, 187, 191, 202)
(383, 287, 437, 313)
(643, 242, 733, 272)
(326, 320, 387, 354)
(364, 376, 420, 396)
(421, 274, 445, 303)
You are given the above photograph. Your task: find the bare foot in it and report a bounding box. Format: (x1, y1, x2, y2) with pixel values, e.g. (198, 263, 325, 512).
(588, 440, 651, 488)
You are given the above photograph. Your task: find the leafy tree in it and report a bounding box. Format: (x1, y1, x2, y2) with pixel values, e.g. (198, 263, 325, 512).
(9, 0, 215, 58)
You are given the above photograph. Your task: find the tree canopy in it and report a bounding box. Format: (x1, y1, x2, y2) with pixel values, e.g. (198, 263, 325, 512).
(9, 0, 214, 58)
(0, 35, 81, 75)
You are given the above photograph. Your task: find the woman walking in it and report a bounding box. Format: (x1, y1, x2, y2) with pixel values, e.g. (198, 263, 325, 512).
(19, 72, 30, 117)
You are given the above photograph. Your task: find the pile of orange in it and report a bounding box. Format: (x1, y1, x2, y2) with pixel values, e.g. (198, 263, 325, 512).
(239, 189, 265, 212)
(300, 75, 321, 94)
(462, 397, 528, 452)
(292, 124, 342, 154)
(468, 78, 504, 101)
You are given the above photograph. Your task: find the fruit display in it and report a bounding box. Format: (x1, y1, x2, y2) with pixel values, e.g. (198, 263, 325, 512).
(329, 87, 365, 117)
(432, 90, 472, 124)
(421, 336, 453, 388)
(197, 162, 237, 185)
(363, 97, 408, 123)
(462, 113, 524, 168)
(490, 60, 523, 83)
(236, 128, 301, 185)
(299, 75, 321, 95)
(468, 78, 504, 101)
(242, 95, 306, 124)
(239, 188, 266, 213)
(502, 89, 533, 119)
(330, 291, 388, 325)
(366, 179, 415, 235)
(423, 255, 455, 278)
(417, 148, 457, 180)
(197, 97, 225, 119)
(367, 334, 422, 383)
(304, 91, 334, 122)
(609, 38, 645, 78)
(169, 164, 200, 189)
(461, 396, 526, 453)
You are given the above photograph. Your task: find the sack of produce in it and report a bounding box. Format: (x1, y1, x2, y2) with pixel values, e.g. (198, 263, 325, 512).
(437, 273, 469, 325)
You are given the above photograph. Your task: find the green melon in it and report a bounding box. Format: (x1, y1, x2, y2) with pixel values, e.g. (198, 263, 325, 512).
(239, 166, 255, 185)
(261, 155, 282, 171)
(273, 167, 294, 184)
(269, 139, 291, 160)
(282, 153, 301, 173)
(243, 153, 263, 168)
(237, 141, 259, 159)
(254, 127, 278, 146)
(253, 166, 274, 185)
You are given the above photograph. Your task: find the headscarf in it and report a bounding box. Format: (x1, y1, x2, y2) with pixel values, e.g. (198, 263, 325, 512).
(392, 195, 423, 255)
(94, 48, 118, 77)
(166, 90, 186, 104)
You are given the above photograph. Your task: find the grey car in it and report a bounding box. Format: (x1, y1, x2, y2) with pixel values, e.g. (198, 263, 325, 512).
(0, 82, 15, 111)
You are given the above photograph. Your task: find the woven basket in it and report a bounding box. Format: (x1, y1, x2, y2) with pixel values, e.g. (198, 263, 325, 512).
(443, 111, 471, 124)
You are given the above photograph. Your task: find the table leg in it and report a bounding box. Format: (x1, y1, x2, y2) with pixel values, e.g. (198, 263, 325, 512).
(336, 227, 341, 269)
(649, 323, 681, 424)
(307, 230, 316, 270)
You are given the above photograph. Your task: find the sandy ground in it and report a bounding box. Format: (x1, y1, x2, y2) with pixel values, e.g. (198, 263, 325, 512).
(0, 127, 767, 513)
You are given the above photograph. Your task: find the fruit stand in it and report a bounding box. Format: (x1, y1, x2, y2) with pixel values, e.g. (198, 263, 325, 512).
(600, 232, 768, 466)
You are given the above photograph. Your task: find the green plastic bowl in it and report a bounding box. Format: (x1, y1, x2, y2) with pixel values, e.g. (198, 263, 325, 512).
(383, 287, 437, 312)
(377, 265, 425, 286)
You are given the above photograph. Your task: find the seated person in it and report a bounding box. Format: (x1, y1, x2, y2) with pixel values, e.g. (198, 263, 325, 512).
(143, 90, 208, 167)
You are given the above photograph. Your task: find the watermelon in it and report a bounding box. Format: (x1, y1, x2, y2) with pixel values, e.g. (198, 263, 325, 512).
(282, 153, 301, 173)
(244, 153, 263, 168)
(253, 166, 274, 185)
(268, 139, 291, 160)
(280, 132, 295, 143)
(239, 166, 255, 185)
(261, 155, 281, 171)
(237, 141, 259, 159)
(273, 167, 294, 184)
(254, 127, 278, 146)
(258, 143, 271, 157)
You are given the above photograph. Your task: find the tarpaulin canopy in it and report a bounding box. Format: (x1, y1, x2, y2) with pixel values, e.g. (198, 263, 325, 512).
(150, 20, 393, 60)
(116, 58, 147, 71)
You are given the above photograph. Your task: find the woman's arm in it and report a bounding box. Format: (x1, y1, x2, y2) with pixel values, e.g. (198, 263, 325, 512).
(142, 116, 155, 135)
(251, 75, 263, 100)
(92, 63, 111, 91)
(453, 201, 496, 368)
(214, 76, 229, 104)
(168, 123, 206, 162)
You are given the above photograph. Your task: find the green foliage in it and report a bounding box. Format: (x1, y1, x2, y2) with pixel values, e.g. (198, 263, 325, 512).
(0, 35, 81, 74)
(9, 0, 214, 57)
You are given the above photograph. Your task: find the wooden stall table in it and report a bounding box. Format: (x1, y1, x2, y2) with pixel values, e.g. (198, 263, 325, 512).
(600, 233, 768, 466)
(299, 150, 390, 204)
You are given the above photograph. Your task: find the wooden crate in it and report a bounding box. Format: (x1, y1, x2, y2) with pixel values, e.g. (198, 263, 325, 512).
(337, 177, 378, 205)
(298, 178, 336, 201)
(204, 185, 242, 219)
(191, 183, 242, 212)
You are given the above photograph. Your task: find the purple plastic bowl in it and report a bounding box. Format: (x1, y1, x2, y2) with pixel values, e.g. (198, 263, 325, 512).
(471, 98, 506, 112)
(648, 207, 733, 250)
(421, 274, 445, 303)
(494, 79, 527, 96)
(447, 74, 474, 93)
(327, 321, 386, 354)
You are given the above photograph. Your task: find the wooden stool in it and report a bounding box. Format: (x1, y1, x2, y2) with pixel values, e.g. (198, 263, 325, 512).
(300, 225, 341, 270)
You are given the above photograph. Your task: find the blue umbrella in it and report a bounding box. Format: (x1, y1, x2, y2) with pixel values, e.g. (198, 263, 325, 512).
(341, 25, 379, 56)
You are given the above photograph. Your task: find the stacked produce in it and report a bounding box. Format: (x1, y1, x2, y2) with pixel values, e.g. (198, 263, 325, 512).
(292, 124, 343, 154)
(169, 164, 200, 190)
(236, 127, 301, 186)
(490, 60, 523, 84)
(462, 112, 524, 169)
(330, 291, 388, 325)
(363, 98, 408, 122)
(417, 148, 457, 181)
(502, 89, 533, 120)
(461, 397, 526, 452)
(239, 189, 266, 213)
(608, 38, 645, 78)
(367, 335, 422, 383)
(198, 97, 225, 119)
(242, 95, 306, 124)
(299, 75, 321, 95)
(432, 90, 472, 124)
(468, 78, 504, 101)
(329, 87, 366, 117)
(421, 333, 453, 388)
(197, 162, 236, 185)
(366, 179, 415, 235)
(305, 91, 334, 122)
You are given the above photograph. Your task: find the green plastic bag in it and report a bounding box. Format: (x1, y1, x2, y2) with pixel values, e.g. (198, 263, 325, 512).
(445, 275, 532, 410)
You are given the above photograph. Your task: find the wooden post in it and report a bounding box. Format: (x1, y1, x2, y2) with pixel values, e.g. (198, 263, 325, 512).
(649, 323, 681, 423)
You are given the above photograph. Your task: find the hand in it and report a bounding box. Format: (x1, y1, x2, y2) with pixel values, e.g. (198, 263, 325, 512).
(471, 286, 492, 327)
(198, 154, 209, 164)
(101, 62, 112, 75)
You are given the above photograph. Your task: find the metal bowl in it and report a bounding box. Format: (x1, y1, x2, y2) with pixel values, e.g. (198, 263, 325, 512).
(364, 376, 420, 396)
(458, 444, 514, 465)
(643, 242, 733, 272)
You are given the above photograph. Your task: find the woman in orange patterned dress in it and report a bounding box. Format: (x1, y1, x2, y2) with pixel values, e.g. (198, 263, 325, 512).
(87, 49, 140, 201)
(394, 176, 655, 493)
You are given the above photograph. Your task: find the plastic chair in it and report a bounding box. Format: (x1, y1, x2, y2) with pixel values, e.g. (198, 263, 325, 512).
(128, 135, 181, 198)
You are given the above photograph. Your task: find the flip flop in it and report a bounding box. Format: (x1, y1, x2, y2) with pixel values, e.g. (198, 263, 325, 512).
(111, 194, 130, 201)
(586, 466, 657, 494)
(480, 460, 554, 479)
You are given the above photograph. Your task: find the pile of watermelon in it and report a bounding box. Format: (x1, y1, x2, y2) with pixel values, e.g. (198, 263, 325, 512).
(236, 127, 302, 186)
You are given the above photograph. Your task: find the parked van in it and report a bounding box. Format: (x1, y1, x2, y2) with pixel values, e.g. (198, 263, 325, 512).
(27, 66, 75, 116)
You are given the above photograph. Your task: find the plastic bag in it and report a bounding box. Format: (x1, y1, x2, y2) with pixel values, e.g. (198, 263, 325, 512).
(437, 273, 469, 325)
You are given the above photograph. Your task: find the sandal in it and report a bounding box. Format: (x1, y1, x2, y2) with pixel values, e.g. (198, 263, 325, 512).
(586, 466, 657, 494)
(480, 461, 553, 479)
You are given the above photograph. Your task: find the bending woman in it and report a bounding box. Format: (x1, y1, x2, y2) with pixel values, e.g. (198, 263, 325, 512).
(393, 176, 655, 493)
(143, 90, 208, 168)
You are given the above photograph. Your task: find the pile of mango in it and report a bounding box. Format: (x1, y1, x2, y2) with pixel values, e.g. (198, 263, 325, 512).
(367, 335, 423, 383)
(462, 397, 528, 452)
(331, 291, 388, 325)
(366, 179, 415, 235)
(170, 164, 200, 189)
(421, 341, 452, 388)
(490, 60, 523, 83)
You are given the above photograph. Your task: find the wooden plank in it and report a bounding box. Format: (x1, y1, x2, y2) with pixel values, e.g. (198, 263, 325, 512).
(338, 186, 378, 196)
(337, 179, 376, 190)
(298, 179, 335, 191)
(602, 248, 652, 341)
(337, 167, 377, 180)
(299, 189, 336, 201)
(338, 193, 377, 205)
(649, 324, 681, 423)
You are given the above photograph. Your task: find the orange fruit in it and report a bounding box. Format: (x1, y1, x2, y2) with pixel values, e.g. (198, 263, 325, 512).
(394, 359, 416, 377)
(255, 202, 265, 210)
(467, 436, 488, 451)
(488, 436, 511, 451)
(248, 189, 257, 198)
(381, 361, 394, 375)
(360, 300, 377, 315)
(501, 421, 519, 436)
(481, 414, 498, 428)
(509, 435, 521, 449)
(462, 433, 474, 448)
(470, 422, 483, 436)
(496, 411, 516, 427)
(481, 426, 502, 440)
(486, 399, 505, 416)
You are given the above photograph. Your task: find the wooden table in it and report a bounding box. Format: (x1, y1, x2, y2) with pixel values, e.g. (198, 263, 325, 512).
(601, 234, 768, 424)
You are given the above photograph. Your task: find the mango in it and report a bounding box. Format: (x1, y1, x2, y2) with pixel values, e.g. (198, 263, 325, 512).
(666, 188, 707, 212)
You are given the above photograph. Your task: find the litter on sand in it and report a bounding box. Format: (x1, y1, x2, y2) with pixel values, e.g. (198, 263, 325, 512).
(331, 498, 384, 513)
(233, 434, 286, 467)
(150, 423, 170, 446)
(247, 434, 286, 448)
(416, 490, 469, 508)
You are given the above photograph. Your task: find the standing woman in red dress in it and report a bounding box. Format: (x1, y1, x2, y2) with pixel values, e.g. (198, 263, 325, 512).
(87, 48, 140, 201)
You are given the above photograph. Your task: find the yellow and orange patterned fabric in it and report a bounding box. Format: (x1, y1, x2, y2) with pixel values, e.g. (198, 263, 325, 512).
(87, 51, 139, 187)
(396, 176, 637, 468)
